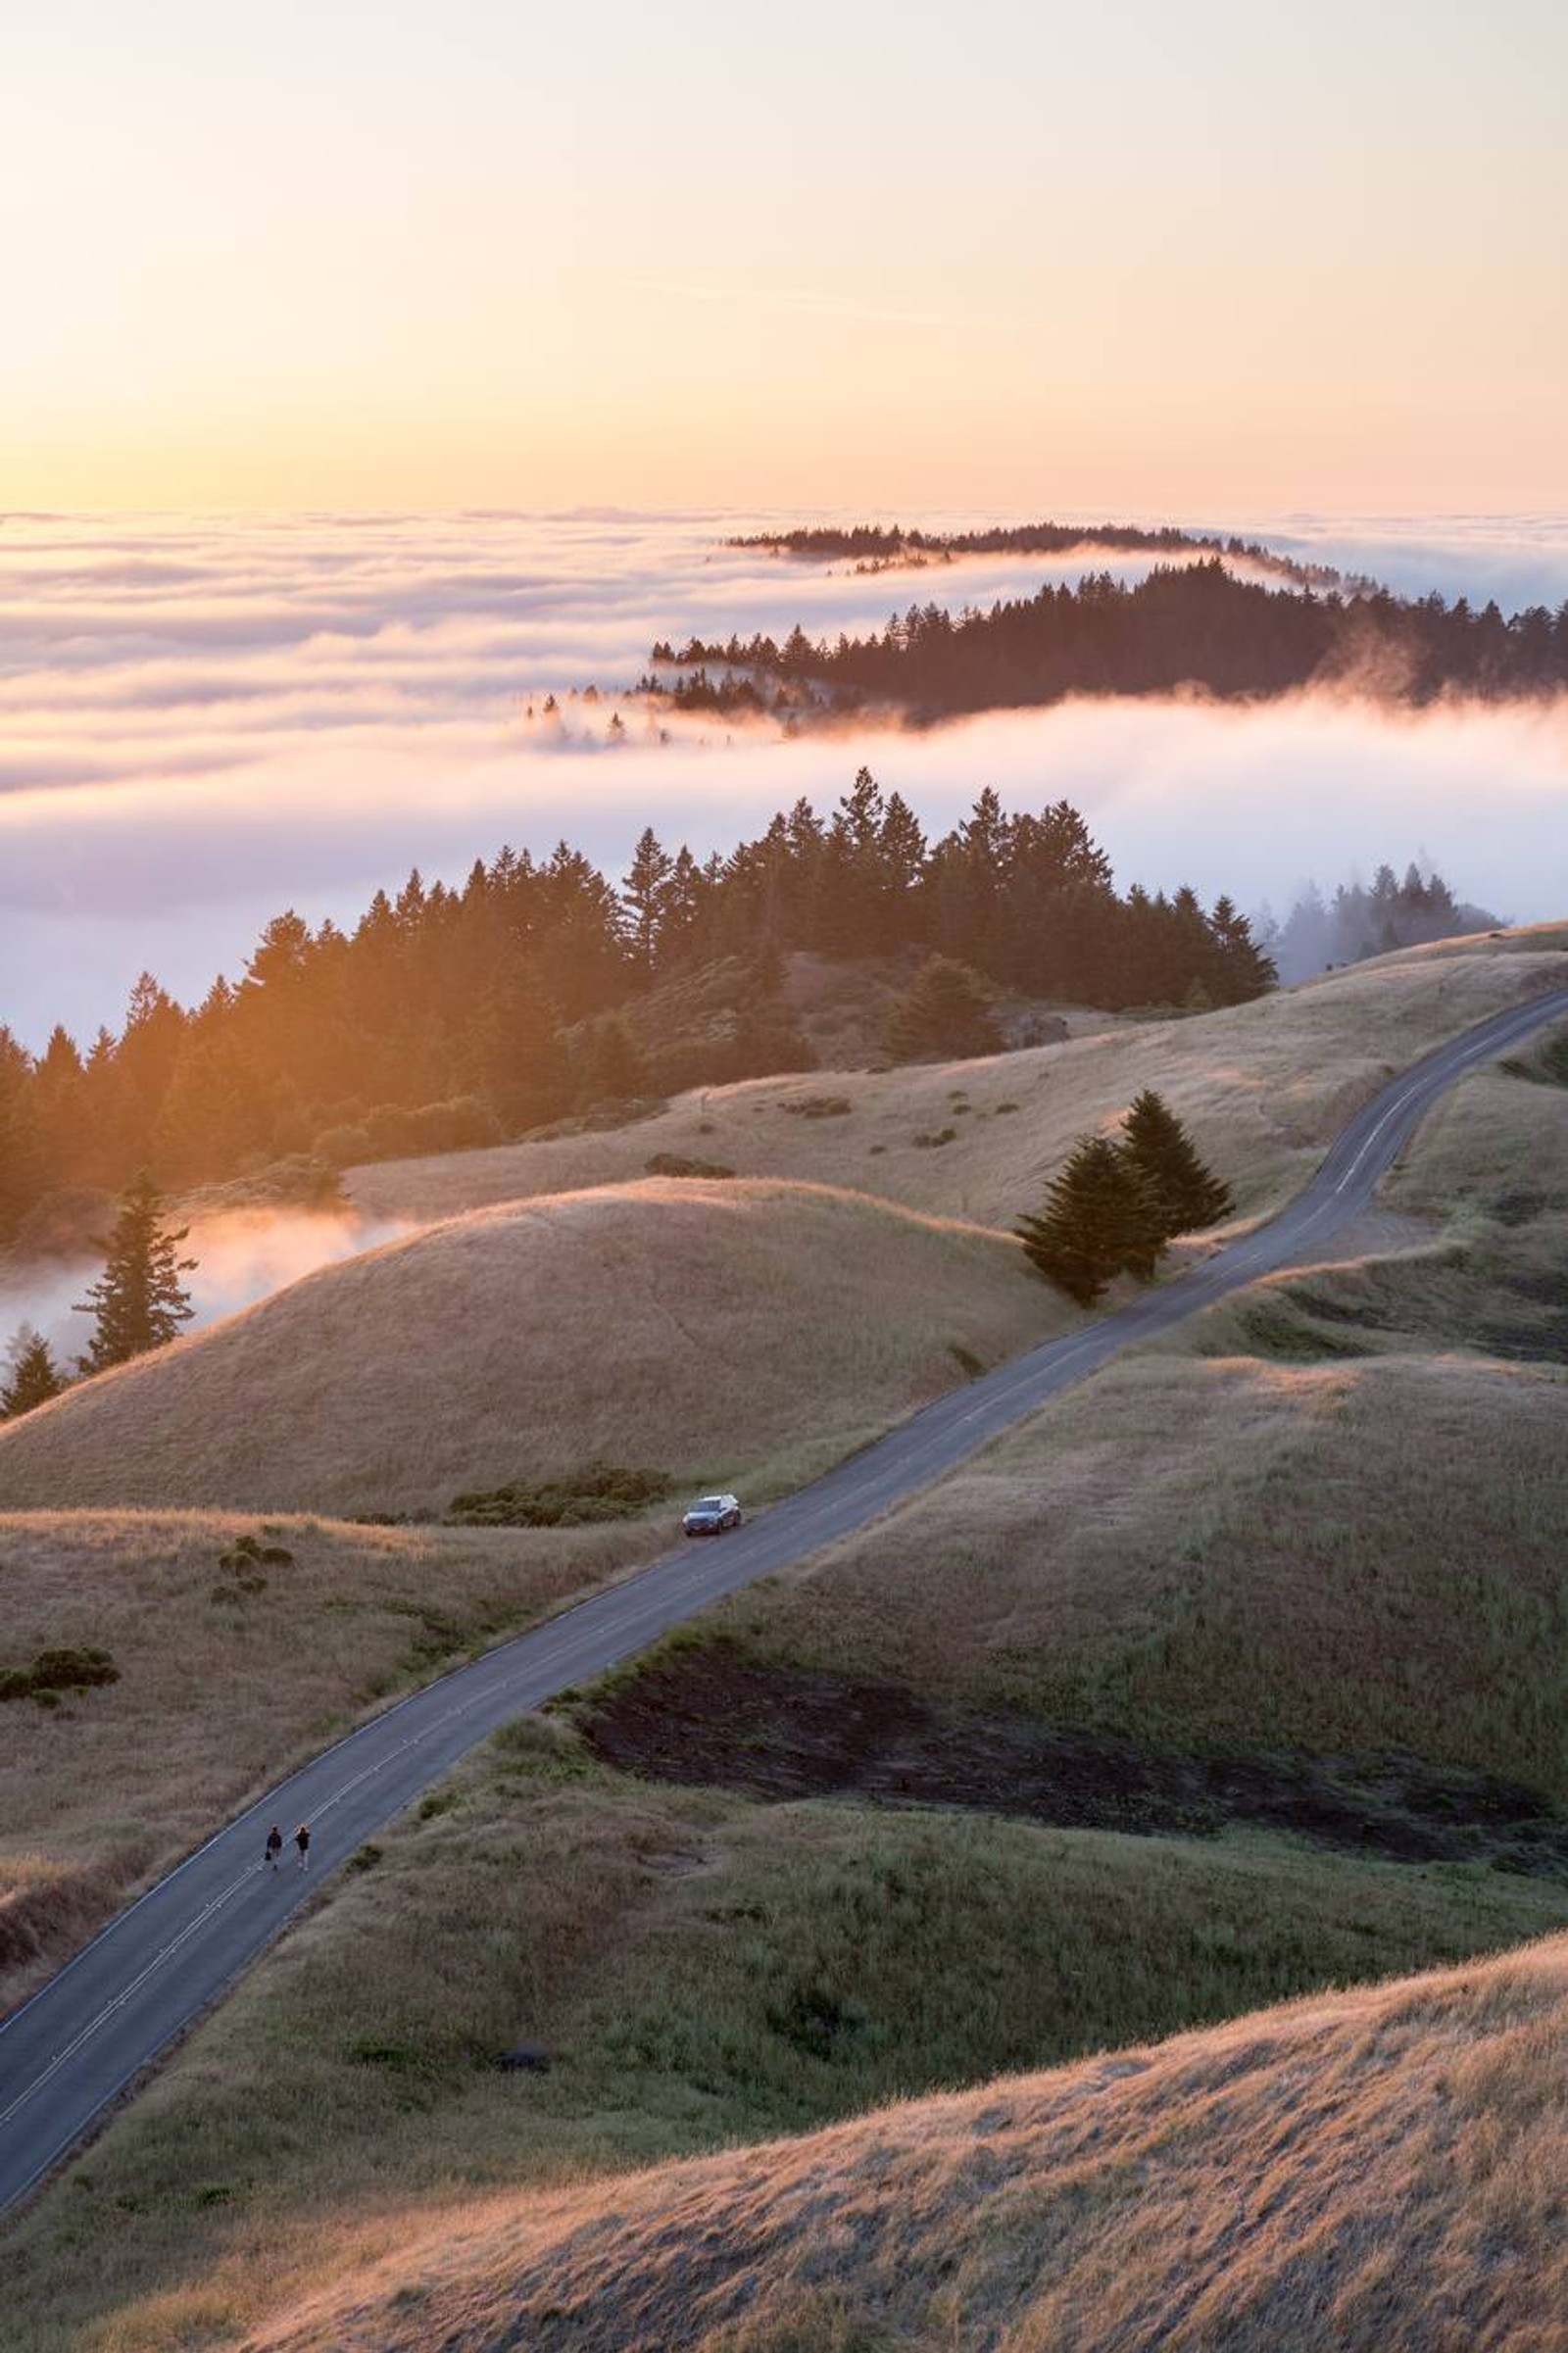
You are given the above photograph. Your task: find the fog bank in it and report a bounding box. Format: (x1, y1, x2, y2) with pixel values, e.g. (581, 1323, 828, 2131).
(2, 510, 1565, 1046)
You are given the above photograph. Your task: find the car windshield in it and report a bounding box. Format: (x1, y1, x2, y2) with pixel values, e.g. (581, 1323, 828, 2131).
(695, 1497, 725, 1509)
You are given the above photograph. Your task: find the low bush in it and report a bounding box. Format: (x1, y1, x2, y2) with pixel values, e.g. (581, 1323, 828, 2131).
(644, 1152, 737, 1179)
(912, 1127, 958, 1149)
(0, 1645, 120, 1704)
(448, 1462, 670, 1529)
(781, 1094, 853, 1119)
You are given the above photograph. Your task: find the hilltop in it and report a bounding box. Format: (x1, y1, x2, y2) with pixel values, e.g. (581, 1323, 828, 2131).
(351, 929, 1568, 1230)
(136, 1933, 1568, 2350)
(0, 1182, 1067, 1517)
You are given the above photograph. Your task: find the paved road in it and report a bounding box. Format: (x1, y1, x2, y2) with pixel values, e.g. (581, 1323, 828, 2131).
(3, 983, 1565, 2214)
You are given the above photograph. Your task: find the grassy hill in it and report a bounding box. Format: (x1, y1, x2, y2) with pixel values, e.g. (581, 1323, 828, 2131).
(0, 1181, 1069, 1517)
(2, 932, 1565, 2346)
(4, 1719, 1565, 2352)
(347, 929, 1568, 1233)
(239, 1928, 1568, 2353)
(631, 1034, 1568, 1806)
(0, 1511, 656, 2010)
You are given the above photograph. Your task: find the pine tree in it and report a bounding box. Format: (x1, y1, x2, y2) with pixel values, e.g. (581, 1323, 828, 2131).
(1119, 1090, 1234, 1239)
(1015, 1136, 1163, 1305)
(621, 827, 676, 973)
(576, 1012, 646, 1105)
(74, 1172, 197, 1372)
(2, 1325, 65, 1418)
(886, 956, 1003, 1063)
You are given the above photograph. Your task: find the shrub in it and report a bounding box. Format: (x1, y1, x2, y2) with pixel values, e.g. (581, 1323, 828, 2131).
(781, 1094, 853, 1119)
(448, 1462, 670, 1529)
(0, 1645, 120, 1704)
(912, 1127, 957, 1149)
(645, 1152, 737, 1179)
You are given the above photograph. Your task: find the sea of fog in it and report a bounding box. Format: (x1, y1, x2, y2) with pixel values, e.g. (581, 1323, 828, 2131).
(3, 507, 1568, 1054)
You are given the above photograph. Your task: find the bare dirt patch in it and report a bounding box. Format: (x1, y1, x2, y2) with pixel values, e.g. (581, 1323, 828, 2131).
(581, 1642, 1568, 1875)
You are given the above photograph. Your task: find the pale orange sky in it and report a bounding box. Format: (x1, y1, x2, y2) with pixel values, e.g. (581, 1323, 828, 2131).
(5, 0, 1566, 513)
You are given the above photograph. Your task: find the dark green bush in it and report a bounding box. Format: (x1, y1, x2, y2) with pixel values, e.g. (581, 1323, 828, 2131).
(0, 1645, 120, 1703)
(448, 1461, 670, 1529)
(645, 1152, 737, 1179)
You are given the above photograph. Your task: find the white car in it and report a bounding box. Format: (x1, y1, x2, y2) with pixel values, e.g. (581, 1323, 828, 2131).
(682, 1492, 743, 1537)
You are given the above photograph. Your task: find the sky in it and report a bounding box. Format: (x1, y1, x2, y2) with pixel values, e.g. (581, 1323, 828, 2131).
(4, 0, 1567, 512)
(3, 510, 1567, 1051)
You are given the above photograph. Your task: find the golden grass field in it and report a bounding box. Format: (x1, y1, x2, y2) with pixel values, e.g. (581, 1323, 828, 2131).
(348, 929, 1568, 1233)
(2, 933, 1565, 2347)
(236, 1927, 1568, 2353)
(0, 1181, 1071, 1516)
(4, 1724, 1565, 2352)
(708, 1347, 1568, 1798)
(0, 1512, 655, 2010)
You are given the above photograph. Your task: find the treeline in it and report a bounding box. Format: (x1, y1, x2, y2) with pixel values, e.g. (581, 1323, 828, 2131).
(1264, 861, 1501, 985)
(731, 519, 1354, 591)
(660, 562, 1568, 715)
(0, 776, 1272, 1247)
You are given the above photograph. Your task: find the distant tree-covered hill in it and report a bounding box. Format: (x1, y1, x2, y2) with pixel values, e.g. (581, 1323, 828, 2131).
(654, 561, 1568, 718)
(732, 518, 1355, 591)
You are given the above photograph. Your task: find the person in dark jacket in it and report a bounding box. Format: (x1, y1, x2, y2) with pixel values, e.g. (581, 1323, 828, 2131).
(294, 1823, 311, 1870)
(265, 1824, 283, 1872)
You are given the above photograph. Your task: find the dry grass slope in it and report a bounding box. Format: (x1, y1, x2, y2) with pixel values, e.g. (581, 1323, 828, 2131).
(348, 932, 1568, 1233)
(0, 1181, 1068, 1516)
(5, 1727, 1563, 2352)
(247, 1931, 1568, 2352)
(0, 1511, 654, 2009)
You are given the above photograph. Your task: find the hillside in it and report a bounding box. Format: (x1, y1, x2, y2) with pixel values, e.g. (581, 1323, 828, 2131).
(2, 943, 1565, 2346)
(347, 930, 1568, 1232)
(0, 1181, 1069, 1516)
(0, 1510, 662, 2009)
(623, 1030, 1568, 1804)
(5, 1716, 1565, 2353)
(212, 1935, 1568, 2349)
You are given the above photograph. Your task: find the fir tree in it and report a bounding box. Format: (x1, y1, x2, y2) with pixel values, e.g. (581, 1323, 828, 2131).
(576, 1012, 646, 1105)
(1015, 1136, 1163, 1305)
(886, 956, 1004, 1063)
(74, 1172, 197, 1372)
(2, 1324, 65, 1418)
(1119, 1090, 1234, 1238)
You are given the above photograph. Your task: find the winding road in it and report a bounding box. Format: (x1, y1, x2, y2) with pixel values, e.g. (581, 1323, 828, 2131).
(3, 983, 1566, 2215)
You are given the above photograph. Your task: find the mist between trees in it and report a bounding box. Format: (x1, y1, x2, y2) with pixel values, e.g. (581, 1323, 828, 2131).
(1259, 859, 1502, 986)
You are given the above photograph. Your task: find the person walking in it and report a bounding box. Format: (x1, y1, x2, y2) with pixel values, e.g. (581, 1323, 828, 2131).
(265, 1824, 283, 1873)
(294, 1822, 311, 1871)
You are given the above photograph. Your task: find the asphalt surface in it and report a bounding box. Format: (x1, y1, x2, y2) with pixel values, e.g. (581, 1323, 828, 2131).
(3, 982, 1566, 2215)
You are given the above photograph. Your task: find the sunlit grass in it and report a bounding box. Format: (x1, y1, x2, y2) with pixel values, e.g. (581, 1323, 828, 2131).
(5, 1730, 1565, 2352)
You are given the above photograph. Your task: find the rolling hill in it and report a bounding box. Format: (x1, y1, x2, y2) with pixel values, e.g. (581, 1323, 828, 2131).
(0, 1181, 1070, 1517)
(347, 928, 1568, 1232)
(231, 1933, 1568, 2350)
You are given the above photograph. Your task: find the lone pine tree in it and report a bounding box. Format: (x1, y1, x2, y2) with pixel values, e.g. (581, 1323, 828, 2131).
(1015, 1135, 1163, 1305)
(1119, 1090, 1234, 1238)
(887, 956, 1004, 1062)
(1, 1325, 65, 1418)
(74, 1172, 197, 1372)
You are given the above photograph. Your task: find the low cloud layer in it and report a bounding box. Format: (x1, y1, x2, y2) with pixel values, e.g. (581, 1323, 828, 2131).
(2, 510, 1566, 1046)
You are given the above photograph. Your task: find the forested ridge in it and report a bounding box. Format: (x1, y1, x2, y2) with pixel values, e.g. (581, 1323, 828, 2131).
(0, 778, 1274, 1246)
(654, 560, 1568, 718)
(732, 519, 1354, 590)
